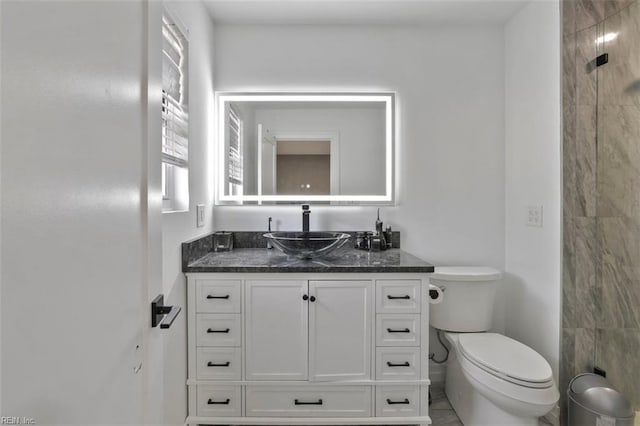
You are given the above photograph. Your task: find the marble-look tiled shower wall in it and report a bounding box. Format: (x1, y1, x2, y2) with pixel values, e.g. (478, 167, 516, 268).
(562, 0, 640, 423)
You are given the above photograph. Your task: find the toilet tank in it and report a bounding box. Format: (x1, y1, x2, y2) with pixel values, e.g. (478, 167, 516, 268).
(429, 267, 502, 332)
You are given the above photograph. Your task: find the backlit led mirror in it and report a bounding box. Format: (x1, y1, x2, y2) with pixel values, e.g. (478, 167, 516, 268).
(215, 92, 395, 205)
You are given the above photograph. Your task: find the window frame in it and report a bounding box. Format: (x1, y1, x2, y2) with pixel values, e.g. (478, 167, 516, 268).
(227, 105, 244, 197)
(161, 7, 189, 213)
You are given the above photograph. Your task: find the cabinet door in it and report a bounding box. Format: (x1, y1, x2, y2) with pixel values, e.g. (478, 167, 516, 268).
(309, 280, 372, 381)
(245, 280, 308, 380)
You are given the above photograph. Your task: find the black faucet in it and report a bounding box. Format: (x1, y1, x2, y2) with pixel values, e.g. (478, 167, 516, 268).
(302, 205, 310, 232)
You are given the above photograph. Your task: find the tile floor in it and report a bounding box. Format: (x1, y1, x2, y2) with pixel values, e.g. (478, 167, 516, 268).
(430, 384, 463, 426)
(428, 383, 556, 426)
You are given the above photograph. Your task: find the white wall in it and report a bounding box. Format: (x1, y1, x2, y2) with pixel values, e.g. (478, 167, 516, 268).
(161, 1, 216, 424)
(504, 0, 561, 382)
(213, 24, 506, 269)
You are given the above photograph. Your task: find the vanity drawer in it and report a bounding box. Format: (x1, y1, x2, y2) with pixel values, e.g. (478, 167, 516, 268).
(376, 314, 420, 346)
(196, 279, 241, 313)
(245, 386, 372, 417)
(376, 280, 421, 313)
(196, 347, 242, 380)
(375, 347, 420, 380)
(196, 314, 241, 347)
(375, 385, 420, 417)
(197, 385, 242, 417)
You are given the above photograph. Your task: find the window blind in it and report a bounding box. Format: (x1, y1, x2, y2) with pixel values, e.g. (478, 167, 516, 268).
(162, 14, 188, 168)
(228, 107, 243, 186)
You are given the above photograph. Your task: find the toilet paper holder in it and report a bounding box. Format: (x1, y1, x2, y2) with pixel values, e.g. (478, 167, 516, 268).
(428, 284, 445, 304)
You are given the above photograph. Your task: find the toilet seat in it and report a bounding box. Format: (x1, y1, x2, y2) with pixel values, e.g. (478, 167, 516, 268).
(458, 333, 554, 389)
(444, 332, 560, 421)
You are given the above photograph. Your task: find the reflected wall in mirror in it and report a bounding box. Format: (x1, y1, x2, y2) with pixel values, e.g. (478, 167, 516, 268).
(275, 140, 332, 196)
(216, 93, 394, 205)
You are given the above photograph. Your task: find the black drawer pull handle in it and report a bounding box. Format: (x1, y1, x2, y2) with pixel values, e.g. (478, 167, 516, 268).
(207, 328, 230, 333)
(208, 398, 231, 405)
(387, 295, 411, 300)
(207, 361, 230, 367)
(387, 328, 411, 333)
(386, 398, 410, 405)
(387, 361, 410, 367)
(294, 399, 323, 405)
(207, 294, 230, 299)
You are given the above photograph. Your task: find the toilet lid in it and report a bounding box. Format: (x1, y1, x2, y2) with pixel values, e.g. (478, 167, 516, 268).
(431, 266, 502, 281)
(459, 333, 553, 386)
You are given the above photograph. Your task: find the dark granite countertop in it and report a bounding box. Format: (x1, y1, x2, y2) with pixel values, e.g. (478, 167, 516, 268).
(184, 247, 434, 273)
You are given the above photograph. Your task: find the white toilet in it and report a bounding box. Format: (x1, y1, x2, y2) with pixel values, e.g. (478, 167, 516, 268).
(430, 267, 559, 426)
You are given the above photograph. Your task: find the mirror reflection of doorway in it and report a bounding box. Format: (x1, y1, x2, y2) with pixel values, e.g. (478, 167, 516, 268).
(276, 140, 330, 195)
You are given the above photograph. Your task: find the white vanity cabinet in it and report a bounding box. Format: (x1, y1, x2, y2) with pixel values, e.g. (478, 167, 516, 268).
(245, 279, 371, 382)
(308, 280, 372, 382)
(245, 280, 309, 381)
(186, 272, 431, 425)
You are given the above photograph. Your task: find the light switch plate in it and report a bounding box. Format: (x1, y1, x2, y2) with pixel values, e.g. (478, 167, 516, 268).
(196, 204, 205, 228)
(526, 205, 543, 227)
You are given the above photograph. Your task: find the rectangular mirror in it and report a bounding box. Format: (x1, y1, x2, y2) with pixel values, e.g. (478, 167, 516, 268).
(215, 92, 394, 205)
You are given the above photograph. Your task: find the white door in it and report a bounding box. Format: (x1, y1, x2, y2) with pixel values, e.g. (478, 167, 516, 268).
(245, 280, 309, 380)
(1, 1, 160, 424)
(259, 124, 277, 196)
(308, 281, 372, 381)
